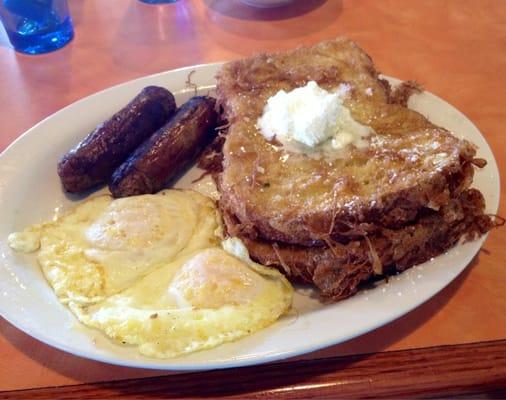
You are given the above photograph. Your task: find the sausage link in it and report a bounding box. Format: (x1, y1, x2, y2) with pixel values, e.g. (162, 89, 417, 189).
(57, 86, 176, 193)
(109, 96, 218, 197)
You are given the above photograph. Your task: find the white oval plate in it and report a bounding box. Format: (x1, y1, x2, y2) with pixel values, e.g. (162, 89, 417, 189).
(0, 63, 500, 370)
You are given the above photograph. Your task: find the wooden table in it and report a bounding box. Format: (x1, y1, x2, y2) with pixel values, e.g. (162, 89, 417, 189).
(1, 0, 505, 398)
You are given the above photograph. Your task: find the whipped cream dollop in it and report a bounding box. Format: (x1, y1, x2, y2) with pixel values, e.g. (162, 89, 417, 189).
(257, 81, 372, 155)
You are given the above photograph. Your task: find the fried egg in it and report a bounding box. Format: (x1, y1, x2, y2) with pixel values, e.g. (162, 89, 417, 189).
(9, 190, 293, 358)
(72, 239, 292, 358)
(10, 190, 220, 304)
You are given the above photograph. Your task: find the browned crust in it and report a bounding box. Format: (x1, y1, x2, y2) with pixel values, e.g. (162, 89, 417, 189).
(222, 189, 494, 301)
(218, 160, 476, 246)
(197, 131, 226, 173)
(215, 37, 390, 121)
(389, 80, 424, 106)
(215, 37, 481, 246)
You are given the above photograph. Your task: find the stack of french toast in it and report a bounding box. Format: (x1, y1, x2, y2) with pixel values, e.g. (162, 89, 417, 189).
(210, 38, 493, 301)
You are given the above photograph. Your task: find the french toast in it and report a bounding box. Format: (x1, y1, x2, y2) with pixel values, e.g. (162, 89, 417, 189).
(216, 38, 480, 246)
(222, 189, 493, 300)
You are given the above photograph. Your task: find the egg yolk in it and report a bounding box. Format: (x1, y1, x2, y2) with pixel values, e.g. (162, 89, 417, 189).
(169, 249, 264, 309)
(85, 197, 172, 250)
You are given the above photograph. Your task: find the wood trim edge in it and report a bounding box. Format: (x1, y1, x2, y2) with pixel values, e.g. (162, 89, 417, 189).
(3, 339, 506, 399)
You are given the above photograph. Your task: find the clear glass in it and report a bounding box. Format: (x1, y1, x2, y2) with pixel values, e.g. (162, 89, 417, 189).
(0, 0, 74, 55)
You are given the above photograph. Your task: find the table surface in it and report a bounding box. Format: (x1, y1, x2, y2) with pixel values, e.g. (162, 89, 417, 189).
(1, 0, 505, 398)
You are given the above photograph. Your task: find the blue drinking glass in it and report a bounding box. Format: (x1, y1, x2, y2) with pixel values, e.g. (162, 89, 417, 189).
(0, 0, 74, 55)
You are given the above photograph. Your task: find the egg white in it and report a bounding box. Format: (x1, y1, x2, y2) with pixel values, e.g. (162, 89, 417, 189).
(10, 190, 221, 304)
(9, 190, 293, 358)
(71, 242, 293, 358)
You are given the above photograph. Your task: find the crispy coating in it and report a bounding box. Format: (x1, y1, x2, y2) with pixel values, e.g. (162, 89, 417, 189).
(216, 38, 478, 245)
(223, 189, 493, 301)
